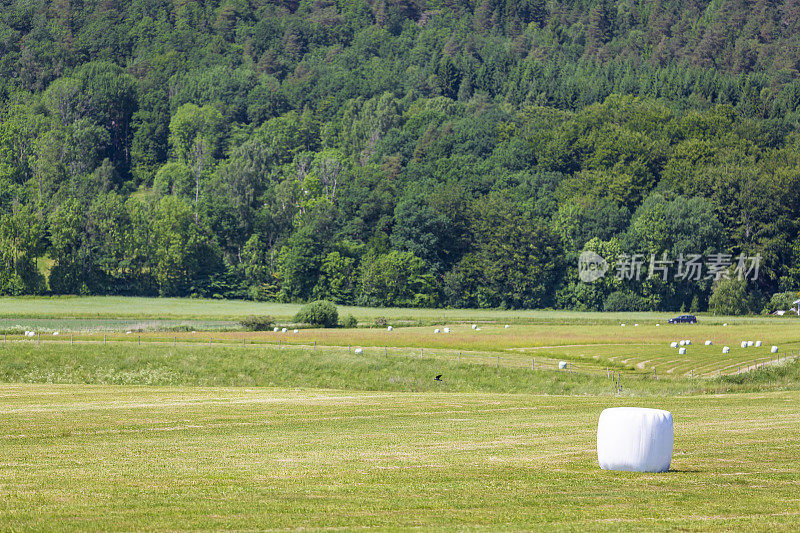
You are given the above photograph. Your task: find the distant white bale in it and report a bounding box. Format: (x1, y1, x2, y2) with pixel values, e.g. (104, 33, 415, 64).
(558, 361, 568, 369)
(656, 324, 661, 327)
(293, 329, 299, 333)
(679, 340, 686, 347)
(771, 346, 779, 353)
(635, 324, 639, 327)
(273, 327, 279, 332)
(126, 331, 132, 335)
(678, 347, 686, 355)
(685, 340, 692, 345)
(705, 340, 712, 346)
(53, 331, 59, 336)
(472, 324, 477, 330)
(621, 323, 626, 327)
(722, 346, 730, 354)
(755, 340, 762, 347)
(281, 328, 287, 333)
(740, 341, 747, 348)
(670, 341, 678, 348)
(747, 341, 754, 347)
(723, 323, 728, 326)
(504, 324, 510, 329)
(597, 407, 673, 473)
(434, 328, 440, 334)
(387, 326, 393, 331)
(443, 327, 450, 333)
(354, 348, 363, 355)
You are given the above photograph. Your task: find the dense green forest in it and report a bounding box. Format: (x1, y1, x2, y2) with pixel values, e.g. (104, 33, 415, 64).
(1, 0, 800, 312)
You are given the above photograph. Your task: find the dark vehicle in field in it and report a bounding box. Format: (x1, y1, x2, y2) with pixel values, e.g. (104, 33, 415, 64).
(668, 315, 697, 324)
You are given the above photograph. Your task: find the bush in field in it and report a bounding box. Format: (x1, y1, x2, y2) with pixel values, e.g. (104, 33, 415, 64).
(764, 291, 800, 314)
(373, 316, 388, 327)
(239, 315, 275, 331)
(340, 314, 358, 328)
(603, 290, 648, 312)
(295, 300, 338, 328)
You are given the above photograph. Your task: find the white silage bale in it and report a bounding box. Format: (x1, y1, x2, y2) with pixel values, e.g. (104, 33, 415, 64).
(747, 341, 754, 347)
(755, 340, 762, 347)
(771, 346, 779, 353)
(281, 328, 287, 333)
(740, 341, 747, 348)
(705, 340, 712, 346)
(722, 346, 730, 354)
(443, 327, 450, 333)
(597, 407, 673, 473)
(621, 323, 626, 327)
(293, 329, 298, 333)
(679, 340, 686, 347)
(53, 331, 59, 336)
(678, 347, 686, 355)
(635, 324, 639, 327)
(504, 324, 510, 329)
(558, 361, 568, 370)
(685, 340, 692, 345)
(354, 348, 363, 355)
(670, 342, 678, 348)
(656, 324, 661, 327)
(434, 328, 440, 334)
(273, 327, 279, 332)
(471, 324, 477, 330)
(723, 323, 728, 326)
(387, 326, 393, 331)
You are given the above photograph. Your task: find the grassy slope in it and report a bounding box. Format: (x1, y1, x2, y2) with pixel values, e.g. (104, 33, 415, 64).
(2, 296, 798, 324)
(2, 384, 800, 531)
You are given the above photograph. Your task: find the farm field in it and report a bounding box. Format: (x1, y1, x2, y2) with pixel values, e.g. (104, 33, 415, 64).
(1, 296, 796, 324)
(3, 297, 800, 530)
(2, 384, 800, 531)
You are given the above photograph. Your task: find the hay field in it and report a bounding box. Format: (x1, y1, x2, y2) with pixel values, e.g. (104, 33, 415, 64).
(2, 384, 800, 531)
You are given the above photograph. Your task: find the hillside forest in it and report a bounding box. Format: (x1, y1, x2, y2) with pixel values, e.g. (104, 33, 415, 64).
(2, 0, 800, 313)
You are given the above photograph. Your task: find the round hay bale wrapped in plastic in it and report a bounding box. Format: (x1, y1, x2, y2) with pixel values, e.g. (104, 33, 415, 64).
(722, 346, 730, 354)
(471, 324, 477, 330)
(747, 340, 754, 347)
(771, 346, 779, 353)
(670, 341, 678, 348)
(685, 340, 692, 345)
(281, 328, 287, 333)
(354, 348, 363, 355)
(679, 340, 686, 347)
(443, 327, 450, 333)
(597, 407, 673, 473)
(504, 324, 510, 328)
(755, 340, 762, 347)
(387, 326, 393, 331)
(705, 340, 712, 346)
(678, 347, 687, 355)
(741, 341, 748, 348)
(293, 329, 299, 333)
(273, 327, 279, 332)
(434, 328, 440, 334)
(558, 361, 568, 370)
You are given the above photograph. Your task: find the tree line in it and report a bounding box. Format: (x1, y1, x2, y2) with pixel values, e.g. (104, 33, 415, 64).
(1, 0, 799, 313)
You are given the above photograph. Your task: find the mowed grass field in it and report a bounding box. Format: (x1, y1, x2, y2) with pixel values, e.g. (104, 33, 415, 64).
(2, 384, 800, 531)
(2, 297, 800, 530)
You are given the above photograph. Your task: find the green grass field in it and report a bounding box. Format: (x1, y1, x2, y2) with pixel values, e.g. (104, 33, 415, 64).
(3, 385, 800, 531)
(2, 297, 800, 530)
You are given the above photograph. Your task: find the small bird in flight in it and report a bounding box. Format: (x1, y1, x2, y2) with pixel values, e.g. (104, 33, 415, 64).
(434, 374, 442, 381)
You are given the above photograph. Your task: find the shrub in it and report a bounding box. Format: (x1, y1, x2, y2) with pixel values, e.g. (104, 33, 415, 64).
(603, 290, 648, 312)
(341, 314, 358, 328)
(239, 315, 275, 331)
(708, 278, 762, 315)
(294, 300, 339, 328)
(374, 316, 388, 327)
(764, 291, 799, 314)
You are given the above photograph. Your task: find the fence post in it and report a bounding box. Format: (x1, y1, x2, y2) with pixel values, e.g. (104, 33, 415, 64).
(243, 338, 246, 348)
(385, 346, 387, 356)
(654, 368, 657, 380)
(531, 358, 534, 370)
(104, 333, 106, 344)
(458, 352, 461, 364)
(71, 334, 74, 346)
(496, 355, 499, 367)
(174, 337, 176, 347)
(209, 337, 212, 347)
(138, 335, 140, 346)
(279, 339, 281, 348)
(38, 333, 40, 344)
